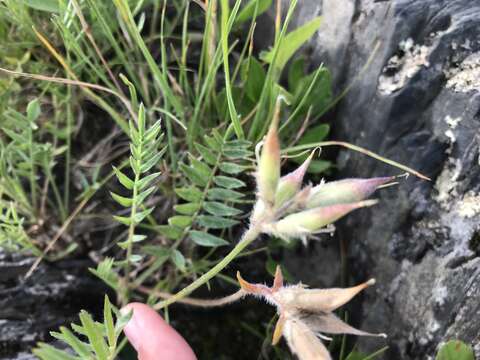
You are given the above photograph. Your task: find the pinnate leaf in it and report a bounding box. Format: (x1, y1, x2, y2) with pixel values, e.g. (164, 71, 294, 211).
(113, 167, 134, 190)
(196, 215, 239, 229)
(207, 188, 244, 201)
(171, 250, 186, 272)
(213, 175, 245, 189)
(189, 230, 229, 247)
(204, 201, 242, 216)
(175, 186, 203, 202)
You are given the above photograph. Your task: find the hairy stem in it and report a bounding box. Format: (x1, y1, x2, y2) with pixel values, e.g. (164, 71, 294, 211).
(139, 286, 245, 307)
(153, 225, 261, 310)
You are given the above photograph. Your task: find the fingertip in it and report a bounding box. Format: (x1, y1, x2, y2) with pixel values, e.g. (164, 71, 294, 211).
(122, 303, 196, 360)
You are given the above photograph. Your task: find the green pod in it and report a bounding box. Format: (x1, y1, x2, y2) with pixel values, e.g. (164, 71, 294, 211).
(257, 109, 280, 204)
(272, 200, 378, 236)
(306, 177, 394, 208)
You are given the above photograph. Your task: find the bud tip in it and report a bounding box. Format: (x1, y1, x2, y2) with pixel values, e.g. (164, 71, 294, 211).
(361, 199, 379, 208)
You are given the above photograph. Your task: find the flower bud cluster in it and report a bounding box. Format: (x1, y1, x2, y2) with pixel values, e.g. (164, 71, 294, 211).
(254, 107, 394, 243)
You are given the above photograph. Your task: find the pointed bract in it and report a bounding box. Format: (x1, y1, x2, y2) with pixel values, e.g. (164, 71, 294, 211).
(274, 152, 314, 209)
(237, 271, 270, 296)
(272, 265, 284, 291)
(272, 314, 286, 345)
(306, 177, 394, 209)
(302, 312, 386, 338)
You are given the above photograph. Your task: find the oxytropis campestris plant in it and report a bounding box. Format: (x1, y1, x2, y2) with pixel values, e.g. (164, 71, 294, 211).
(154, 98, 427, 358)
(155, 99, 401, 309)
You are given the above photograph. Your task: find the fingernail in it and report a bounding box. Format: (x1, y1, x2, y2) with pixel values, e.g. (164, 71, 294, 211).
(121, 306, 141, 351)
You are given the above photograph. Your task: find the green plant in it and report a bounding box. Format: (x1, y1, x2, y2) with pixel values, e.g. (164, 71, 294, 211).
(436, 340, 475, 360)
(33, 296, 131, 360)
(0, 201, 41, 256)
(0, 98, 77, 258)
(107, 103, 166, 302)
(0, 0, 333, 279)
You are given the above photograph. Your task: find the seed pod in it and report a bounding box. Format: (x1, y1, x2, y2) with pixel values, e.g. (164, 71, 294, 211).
(306, 177, 394, 209)
(291, 279, 376, 312)
(269, 200, 378, 237)
(283, 319, 332, 360)
(257, 102, 281, 204)
(274, 152, 313, 209)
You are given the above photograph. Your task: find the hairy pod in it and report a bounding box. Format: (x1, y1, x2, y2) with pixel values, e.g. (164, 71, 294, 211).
(268, 200, 378, 237)
(257, 106, 281, 205)
(283, 319, 332, 360)
(306, 177, 394, 208)
(287, 279, 376, 312)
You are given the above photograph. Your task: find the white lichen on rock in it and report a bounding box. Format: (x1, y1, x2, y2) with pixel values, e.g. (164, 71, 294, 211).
(378, 38, 431, 95)
(445, 52, 480, 93)
(457, 192, 480, 218)
(444, 115, 462, 152)
(434, 158, 462, 205)
(444, 129, 456, 145)
(432, 285, 448, 306)
(445, 115, 462, 129)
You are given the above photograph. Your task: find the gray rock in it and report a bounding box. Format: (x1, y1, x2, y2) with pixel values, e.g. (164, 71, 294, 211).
(0, 251, 107, 358)
(291, 0, 480, 358)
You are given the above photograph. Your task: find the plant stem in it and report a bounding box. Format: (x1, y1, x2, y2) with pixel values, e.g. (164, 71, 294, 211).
(283, 141, 431, 180)
(124, 172, 139, 292)
(139, 286, 245, 307)
(64, 85, 72, 211)
(153, 225, 261, 309)
(28, 124, 36, 213)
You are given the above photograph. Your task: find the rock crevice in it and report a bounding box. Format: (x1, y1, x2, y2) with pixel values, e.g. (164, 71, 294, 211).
(295, 0, 480, 358)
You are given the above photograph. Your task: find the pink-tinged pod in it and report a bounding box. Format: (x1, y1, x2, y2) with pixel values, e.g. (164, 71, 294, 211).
(306, 177, 394, 209)
(274, 152, 314, 208)
(270, 200, 378, 237)
(257, 111, 281, 204)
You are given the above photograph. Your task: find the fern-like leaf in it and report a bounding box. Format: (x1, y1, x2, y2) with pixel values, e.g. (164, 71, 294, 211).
(33, 296, 130, 360)
(157, 129, 253, 274)
(110, 104, 165, 269)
